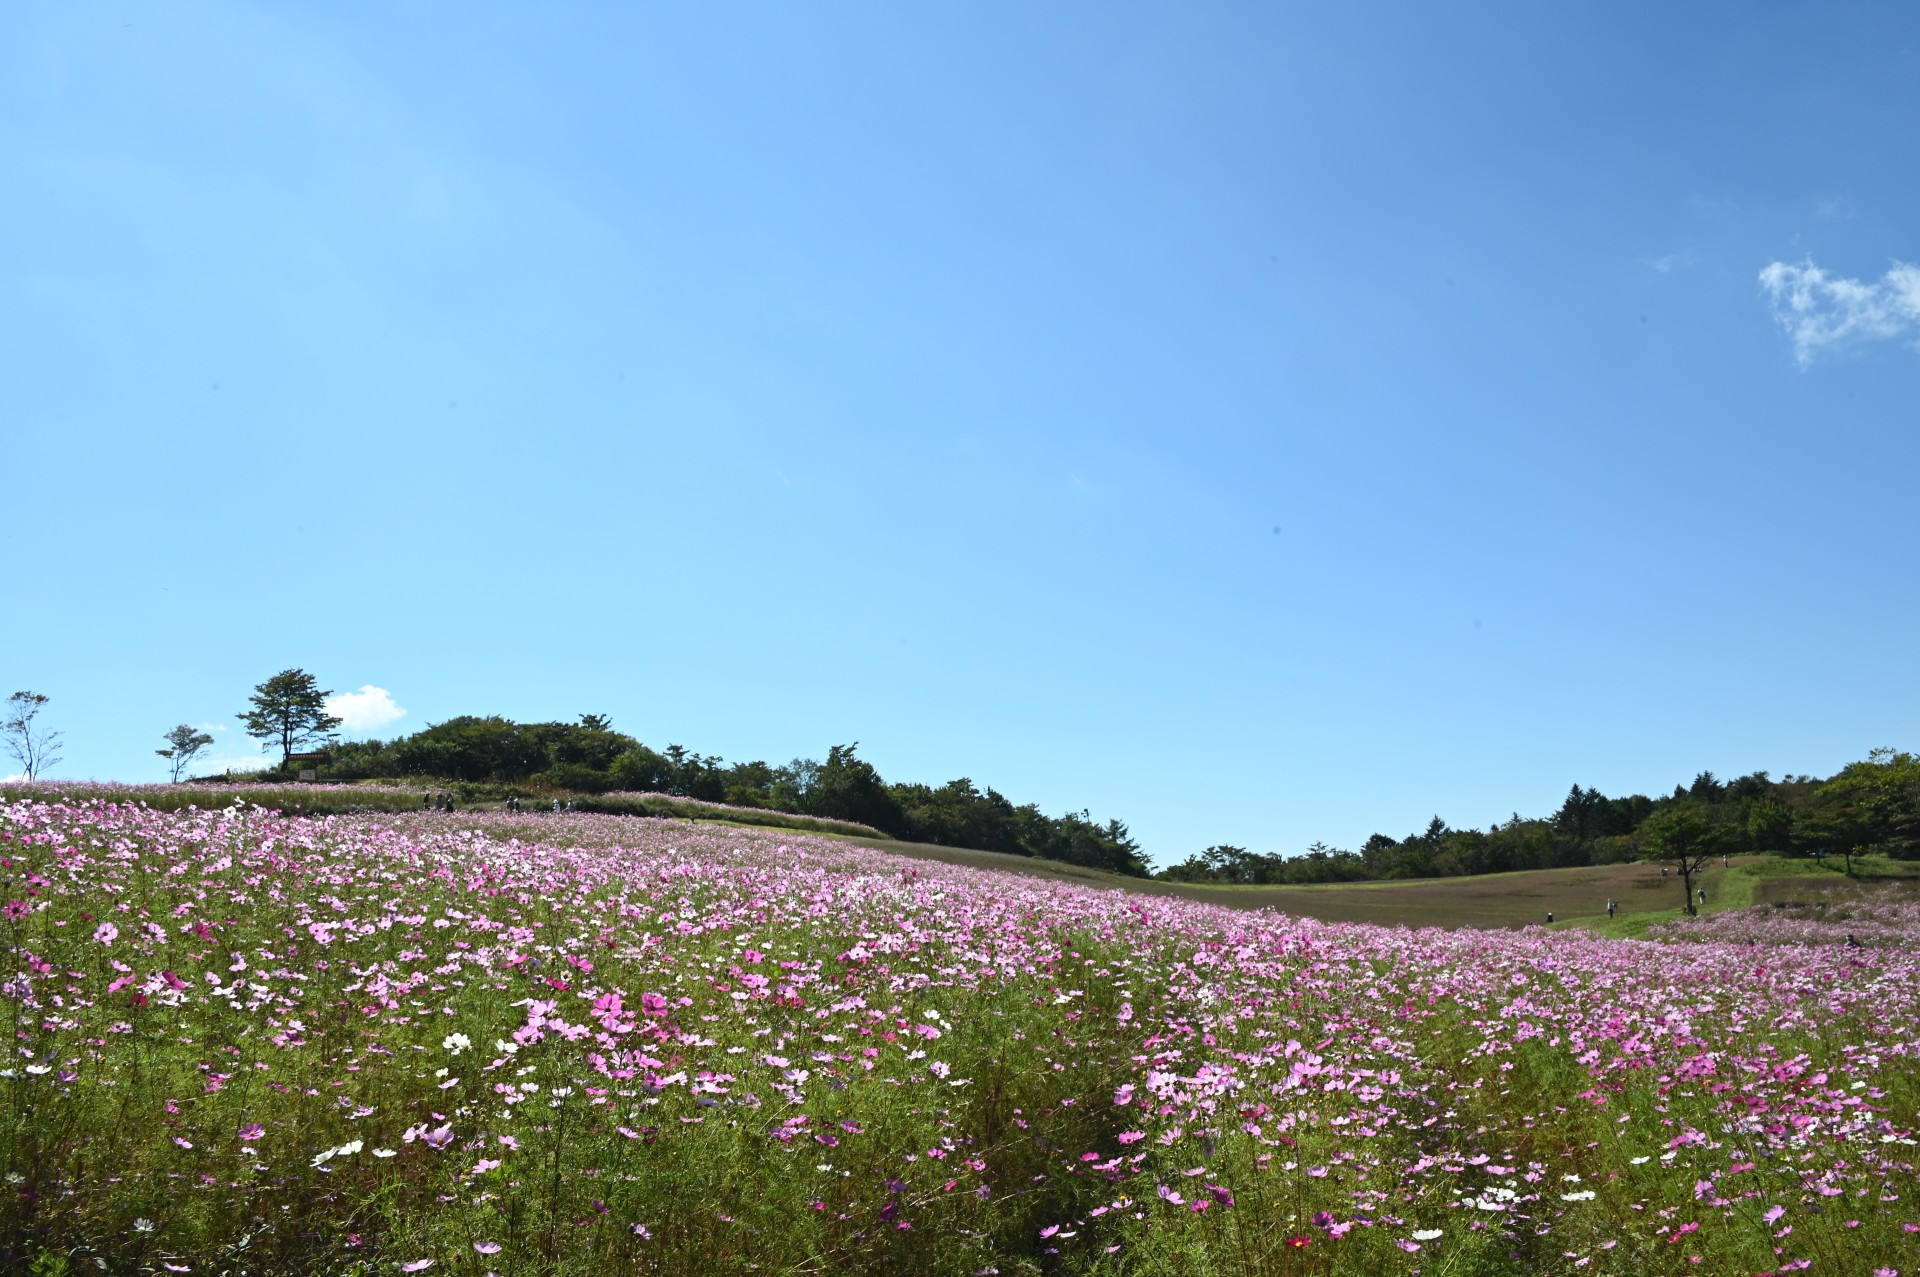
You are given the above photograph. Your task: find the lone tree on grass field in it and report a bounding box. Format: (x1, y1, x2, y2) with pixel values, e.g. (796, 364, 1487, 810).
(239, 670, 342, 768)
(3, 690, 63, 780)
(157, 724, 217, 783)
(1640, 805, 1739, 917)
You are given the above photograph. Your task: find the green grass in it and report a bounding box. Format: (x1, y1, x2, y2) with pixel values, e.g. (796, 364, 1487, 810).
(838, 841, 1920, 935)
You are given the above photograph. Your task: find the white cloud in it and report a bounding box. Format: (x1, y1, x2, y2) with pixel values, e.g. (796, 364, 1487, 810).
(1758, 258, 1920, 366)
(325, 684, 408, 734)
(1640, 253, 1695, 273)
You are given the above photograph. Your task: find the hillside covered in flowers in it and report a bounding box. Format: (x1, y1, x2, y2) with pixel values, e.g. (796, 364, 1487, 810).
(3, 795, 1916, 1275)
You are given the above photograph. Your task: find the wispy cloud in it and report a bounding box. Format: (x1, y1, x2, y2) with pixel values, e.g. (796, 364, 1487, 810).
(1758, 258, 1920, 366)
(325, 684, 408, 734)
(1815, 196, 1856, 221)
(1640, 253, 1695, 273)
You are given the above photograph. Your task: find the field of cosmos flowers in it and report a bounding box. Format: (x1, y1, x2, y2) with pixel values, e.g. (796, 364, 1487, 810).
(3, 794, 1917, 1276)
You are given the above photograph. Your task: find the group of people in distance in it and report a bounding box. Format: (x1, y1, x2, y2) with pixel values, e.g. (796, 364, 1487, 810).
(422, 793, 579, 814)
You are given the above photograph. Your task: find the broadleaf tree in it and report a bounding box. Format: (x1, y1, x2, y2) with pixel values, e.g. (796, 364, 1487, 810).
(3, 690, 63, 780)
(157, 724, 217, 783)
(1639, 805, 1740, 916)
(239, 670, 342, 768)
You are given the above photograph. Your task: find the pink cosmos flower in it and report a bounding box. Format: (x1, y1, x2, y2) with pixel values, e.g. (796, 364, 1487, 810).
(94, 922, 118, 945)
(474, 1242, 501, 1254)
(238, 1124, 265, 1141)
(423, 1124, 454, 1150)
(401, 1262, 433, 1273)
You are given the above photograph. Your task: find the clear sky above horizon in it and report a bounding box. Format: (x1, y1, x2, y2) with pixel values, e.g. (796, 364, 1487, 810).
(6, 2, 1918, 864)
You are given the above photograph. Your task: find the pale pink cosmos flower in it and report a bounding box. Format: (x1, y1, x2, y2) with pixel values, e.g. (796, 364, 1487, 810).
(473, 1242, 501, 1254)
(238, 1123, 265, 1141)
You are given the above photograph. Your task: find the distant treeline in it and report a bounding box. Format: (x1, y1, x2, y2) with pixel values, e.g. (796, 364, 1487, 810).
(1160, 750, 1920, 885)
(312, 716, 1148, 876)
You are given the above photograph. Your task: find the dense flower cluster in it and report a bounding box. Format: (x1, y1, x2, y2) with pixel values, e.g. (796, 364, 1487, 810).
(1652, 896, 1920, 949)
(1, 797, 1915, 1274)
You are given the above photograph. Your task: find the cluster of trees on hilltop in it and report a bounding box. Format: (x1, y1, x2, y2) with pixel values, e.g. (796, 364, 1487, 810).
(1160, 750, 1920, 884)
(316, 715, 1148, 876)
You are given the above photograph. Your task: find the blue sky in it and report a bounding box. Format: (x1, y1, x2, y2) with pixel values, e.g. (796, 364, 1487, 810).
(6, 1, 1917, 864)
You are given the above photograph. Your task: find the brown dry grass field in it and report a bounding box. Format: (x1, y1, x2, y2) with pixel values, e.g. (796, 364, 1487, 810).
(844, 834, 1754, 930)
